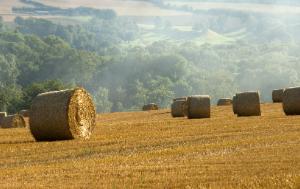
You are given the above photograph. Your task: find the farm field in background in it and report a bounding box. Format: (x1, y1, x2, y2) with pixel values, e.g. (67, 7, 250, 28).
(165, 1, 300, 15)
(0, 0, 289, 46)
(0, 0, 189, 22)
(32, 0, 190, 17)
(0, 0, 27, 21)
(0, 103, 299, 188)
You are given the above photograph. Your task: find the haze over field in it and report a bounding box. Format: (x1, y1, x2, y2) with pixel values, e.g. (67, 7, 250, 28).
(0, 0, 300, 113)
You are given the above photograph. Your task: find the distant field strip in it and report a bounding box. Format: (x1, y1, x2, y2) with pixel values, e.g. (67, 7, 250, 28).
(32, 0, 190, 16)
(0, 103, 299, 188)
(165, 1, 300, 14)
(0, 0, 190, 22)
(0, 0, 27, 21)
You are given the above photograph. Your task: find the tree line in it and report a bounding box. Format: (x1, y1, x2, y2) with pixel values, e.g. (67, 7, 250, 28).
(0, 12, 300, 113)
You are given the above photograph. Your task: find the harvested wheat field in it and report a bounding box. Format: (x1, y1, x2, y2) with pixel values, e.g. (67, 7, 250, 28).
(0, 103, 299, 188)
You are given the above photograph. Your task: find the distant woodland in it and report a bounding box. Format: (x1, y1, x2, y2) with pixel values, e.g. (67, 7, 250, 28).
(1, 0, 300, 113)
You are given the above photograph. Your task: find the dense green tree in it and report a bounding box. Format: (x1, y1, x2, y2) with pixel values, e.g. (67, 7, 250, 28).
(0, 54, 22, 112)
(0, 17, 4, 32)
(1, 11, 300, 113)
(93, 87, 113, 113)
(20, 80, 68, 110)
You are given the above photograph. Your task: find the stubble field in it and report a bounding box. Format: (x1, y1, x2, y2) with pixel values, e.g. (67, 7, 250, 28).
(0, 103, 299, 188)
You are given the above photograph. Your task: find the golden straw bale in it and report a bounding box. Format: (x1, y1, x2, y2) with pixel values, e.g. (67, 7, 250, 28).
(186, 95, 210, 119)
(272, 89, 285, 103)
(182, 101, 188, 117)
(30, 88, 96, 141)
(282, 87, 300, 115)
(171, 100, 186, 117)
(235, 92, 261, 116)
(1, 114, 26, 128)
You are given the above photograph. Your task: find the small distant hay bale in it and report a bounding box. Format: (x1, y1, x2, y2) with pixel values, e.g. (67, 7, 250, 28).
(235, 92, 261, 116)
(0, 114, 26, 128)
(282, 87, 300, 115)
(0, 112, 7, 123)
(232, 95, 237, 114)
(171, 100, 186, 117)
(186, 95, 210, 119)
(19, 109, 30, 117)
(272, 89, 285, 103)
(217, 98, 233, 106)
(142, 103, 159, 111)
(30, 88, 96, 141)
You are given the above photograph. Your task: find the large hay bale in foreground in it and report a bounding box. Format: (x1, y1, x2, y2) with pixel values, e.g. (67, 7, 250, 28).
(143, 103, 159, 111)
(282, 87, 300, 115)
(19, 109, 30, 117)
(30, 88, 96, 141)
(186, 95, 210, 119)
(232, 95, 237, 114)
(0, 112, 7, 124)
(217, 98, 232, 106)
(235, 92, 261, 116)
(171, 100, 186, 117)
(272, 89, 285, 103)
(0, 114, 26, 128)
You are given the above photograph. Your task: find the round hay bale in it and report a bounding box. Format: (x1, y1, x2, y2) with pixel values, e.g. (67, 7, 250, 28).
(19, 109, 30, 117)
(29, 88, 96, 141)
(182, 101, 188, 117)
(217, 98, 233, 106)
(235, 92, 261, 116)
(171, 100, 186, 117)
(1, 114, 26, 128)
(282, 87, 300, 115)
(173, 97, 187, 102)
(232, 95, 237, 114)
(272, 89, 285, 103)
(142, 103, 159, 111)
(0, 112, 7, 124)
(186, 95, 210, 119)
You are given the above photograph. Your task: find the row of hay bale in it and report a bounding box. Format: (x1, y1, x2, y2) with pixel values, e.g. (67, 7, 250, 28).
(0, 88, 96, 142)
(171, 91, 261, 118)
(273, 87, 300, 115)
(232, 88, 300, 116)
(171, 95, 211, 119)
(283, 87, 300, 115)
(233, 87, 300, 116)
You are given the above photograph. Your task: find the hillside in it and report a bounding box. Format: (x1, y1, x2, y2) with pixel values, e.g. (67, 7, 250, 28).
(0, 104, 299, 188)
